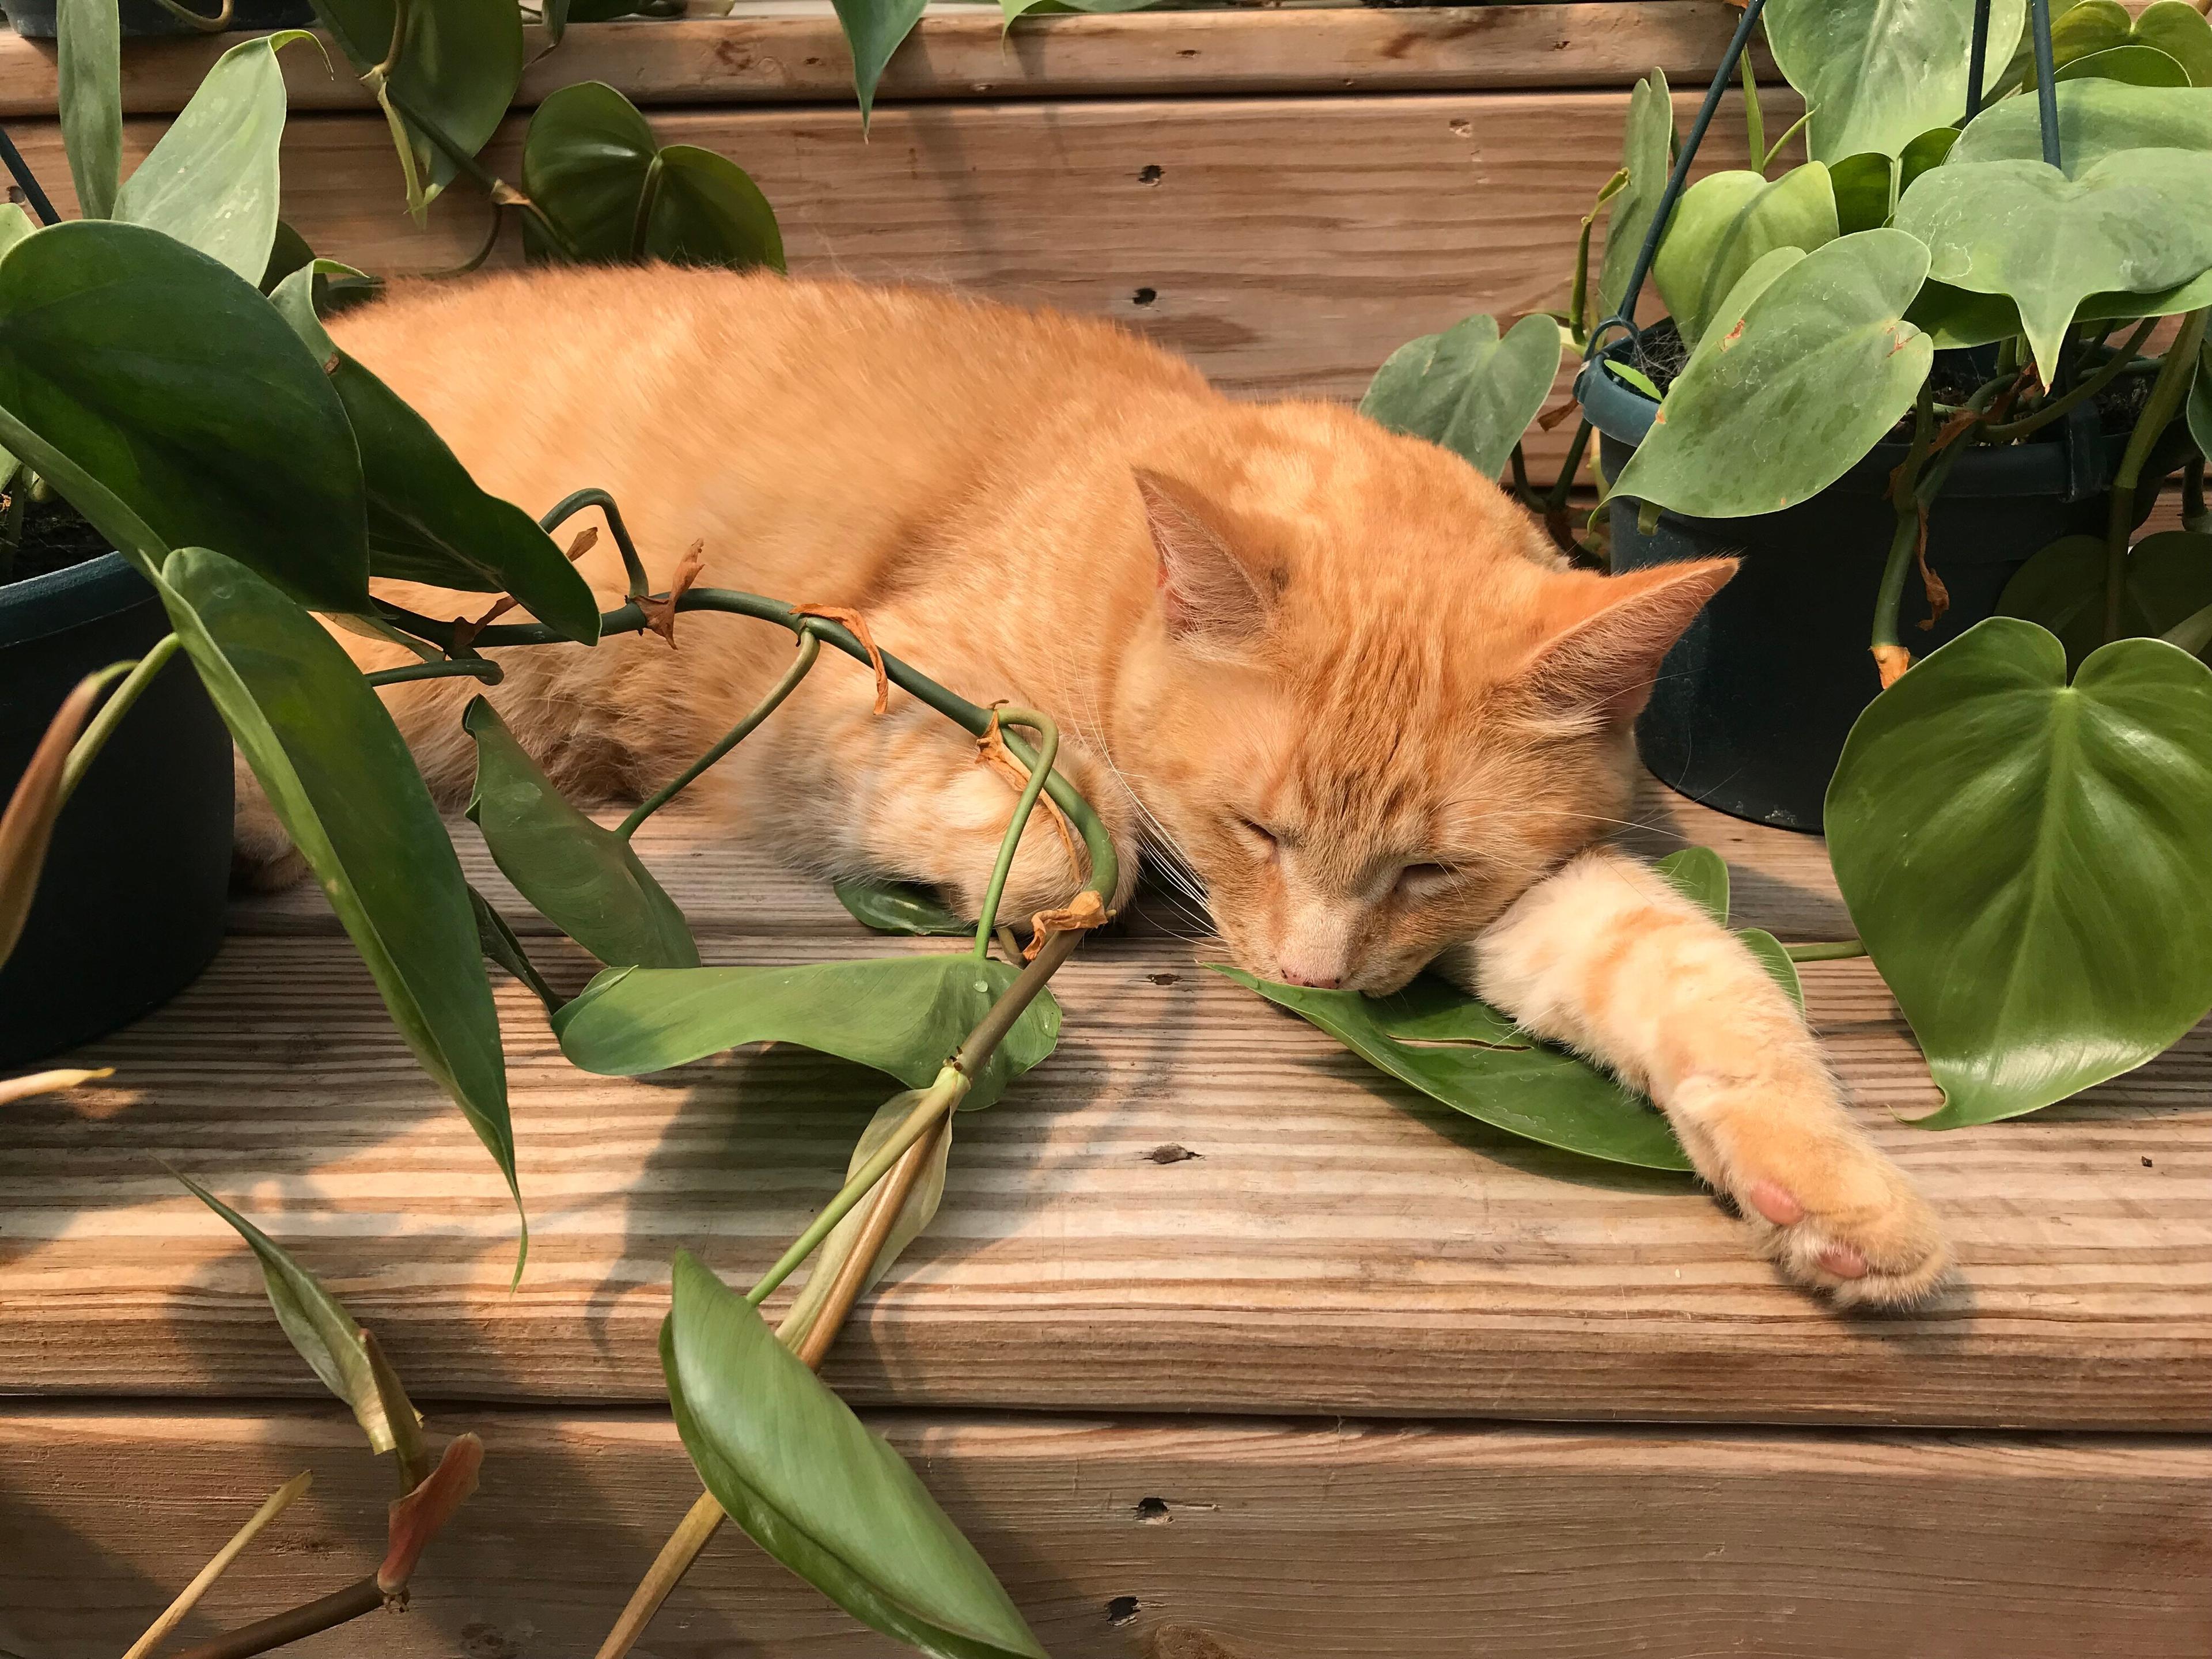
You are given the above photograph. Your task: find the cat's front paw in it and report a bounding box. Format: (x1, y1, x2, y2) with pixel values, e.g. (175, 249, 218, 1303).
(1687, 1082, 1951, 1309)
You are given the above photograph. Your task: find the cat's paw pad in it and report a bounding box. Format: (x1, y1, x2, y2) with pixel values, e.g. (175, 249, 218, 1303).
(1733, 1149, 1950, 1309)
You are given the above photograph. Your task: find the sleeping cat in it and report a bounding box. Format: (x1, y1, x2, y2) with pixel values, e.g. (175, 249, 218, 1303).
(240, 266, 1948, 1306)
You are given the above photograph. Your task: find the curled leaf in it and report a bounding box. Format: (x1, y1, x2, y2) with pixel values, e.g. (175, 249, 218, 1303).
(378, 1433, 484, 1594)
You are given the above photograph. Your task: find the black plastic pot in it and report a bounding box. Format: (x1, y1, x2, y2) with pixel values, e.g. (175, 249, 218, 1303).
(1580, 346, 2182, 832)
(1, 552, 232, 1066)
(6, 0, 315, 36)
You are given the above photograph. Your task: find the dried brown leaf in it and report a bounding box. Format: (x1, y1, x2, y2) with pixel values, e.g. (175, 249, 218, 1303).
(796, 602, 891, 713)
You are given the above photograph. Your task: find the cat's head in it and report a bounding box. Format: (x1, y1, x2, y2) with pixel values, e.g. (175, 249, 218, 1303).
(1120, 404, 1734, 995)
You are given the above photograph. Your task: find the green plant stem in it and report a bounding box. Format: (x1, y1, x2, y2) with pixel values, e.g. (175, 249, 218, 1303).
(164, 1577, 385, 1659)
(1569, 170, 1628, 344)
(628, 153, 666, 260)
(2164, 596, 2212, 656)
(1783, 938, 1868, 962)
(2105, 308, 2209, 643)
(376, 586, 1122, 904)
(363, 656, 503, 690)
(1870, 385, 1940, 662)
(1508, 443, 1533, 506)
(1980, 316, 2157, 442)
(1759, 108, 1813, 171)
(618, 632, 820, 838)
(379, 85, 585, 262)
(538, 487, 650, 599)
(971, 707, 1059, 960)
(1740, 48, 1764, 172)
(1544, 420, 1595, 517)
(145, 0, 234, 31)
(55, 638, 176, 810)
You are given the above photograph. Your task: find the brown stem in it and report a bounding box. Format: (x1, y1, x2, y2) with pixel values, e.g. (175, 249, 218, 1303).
(164, 1578, 385, 1659)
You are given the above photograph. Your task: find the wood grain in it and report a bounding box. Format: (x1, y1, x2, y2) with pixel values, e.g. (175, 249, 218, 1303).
(3, 779, 2207, 1429)
(5, 1405, 2207, 1659)
(0, 5, 1782, 118)
(0, 87, 1788, 481)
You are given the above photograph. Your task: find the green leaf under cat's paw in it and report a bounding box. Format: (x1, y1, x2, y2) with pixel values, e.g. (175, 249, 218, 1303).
(1827, 618, 2212, 1128)
(663, 1250, 1049, 1658)
(1213, 968, 1691, 1171)
(1654, 846, 1806, 1009)
(553, 954, 1060, 1109)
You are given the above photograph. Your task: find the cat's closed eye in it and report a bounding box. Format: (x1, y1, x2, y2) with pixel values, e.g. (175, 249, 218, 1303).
(1395, 862, 1456, 898)
(1232, 816, 1281, 855)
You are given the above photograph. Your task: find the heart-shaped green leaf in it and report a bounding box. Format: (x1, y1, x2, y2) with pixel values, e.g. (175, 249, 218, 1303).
(268, 266, 600, 641)
(1830, 151, 1897, 234)
(1611, 230, 1934, 518)
(58, 0, 120, 219)
(2027, 0, 2137, 84)
(1653, 162, 1839, 348)
(1765, 0, 2024, 161)
(1999, 531, 2212, 670)
(1899, 126, 1962, 195)
(111, 33, 319, 282)
(2055, 44, 2192, 89)
(664, 1251, 1049, 1658)
(554, 955, 1060, 1109)
(2133, 0, 2212, 85)
(1359, 311, 1560, 480)
(835, 878, 971, 937)
(1213, 967, 1688, 1171)
(311, 0, 522, 203)
(0, 221, 369, 613)
(464, 698, 698, 970)
(1950, 78, 2212, 171)
(1827, 618, 2212, 1127)
(176, 1173, 418, 1456)
(1597, 69, 1674, 322)
(1897, 148, 2212, 384)
(157, 548, 518, 1227)
(522, 84, 783, 271)
(781, 1089, 954, 1343)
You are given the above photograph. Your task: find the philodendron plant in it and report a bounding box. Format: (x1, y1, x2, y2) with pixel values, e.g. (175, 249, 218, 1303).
(1354, 0, 2212, 1141)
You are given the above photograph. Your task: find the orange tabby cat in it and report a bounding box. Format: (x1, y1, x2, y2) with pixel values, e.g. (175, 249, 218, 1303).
(245, 266, 1946, 1305)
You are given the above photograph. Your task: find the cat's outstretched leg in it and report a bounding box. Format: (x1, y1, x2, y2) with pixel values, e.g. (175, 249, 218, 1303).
(1437, 848, 1949, 1308)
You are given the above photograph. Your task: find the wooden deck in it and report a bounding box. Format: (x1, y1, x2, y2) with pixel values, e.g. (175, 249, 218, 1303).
(5, 779, 2209, 1656)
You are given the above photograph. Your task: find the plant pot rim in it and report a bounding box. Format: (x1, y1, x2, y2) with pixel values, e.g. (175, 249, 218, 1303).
(0, 550, 149, 651)
(1574, 333, 2135, 505)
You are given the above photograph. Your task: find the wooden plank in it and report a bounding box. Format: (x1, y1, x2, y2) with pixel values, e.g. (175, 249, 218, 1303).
(4, 780, 2208, 1428)
(6, 1405, 2208, 1658)
(0, 88, 1787, 477)
(0, 5, 1781, 118)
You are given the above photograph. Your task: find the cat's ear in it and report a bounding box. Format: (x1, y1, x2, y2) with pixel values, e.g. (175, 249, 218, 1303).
(1134, 468, 1267, 650)
(1517, 558, 1737, 726)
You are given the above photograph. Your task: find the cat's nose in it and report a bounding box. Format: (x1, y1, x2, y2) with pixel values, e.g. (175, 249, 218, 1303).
(1276, 963, 1342, 990)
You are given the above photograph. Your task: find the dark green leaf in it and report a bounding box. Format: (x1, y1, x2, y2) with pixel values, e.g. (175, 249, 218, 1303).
(1765, 0, 2024, 161)
(471, 885, 562, 1017)
(1827, 618, 2212, 1126)
(464, 698, 698, 969)
(1829, 151, 1898, 234)
(111, 32, 319, 282)
(1612, 231, 1934, 518)
(1654, 846, 1729, 925)
(0, 222, 369, 613)
(311, 0, 523, 199)
(2133, 0, 2212, 85)
(1359, 311, 1560, 481)
(1897, 126, 1960, 196)
(1597, 69, 1674, 321)
(1213, 968, 1690, 1171)
(834, 0, 927, 124)
(175, 1172, 417, 1456)
(262, 220, 318, 293)
(521, 81, 657, 262)
(58, 0, 120, 219)
(1737, 927, 1806, 1011)
(642, 146, 785, 271)
(554, 955, 1060, 1110)
(269, 265, 600, 640)
(664, 1251, 1049, 1659)
(1652, 162, 1839, 348)
(156, 549, 518, 1229)
(835, 878, 971, 937)
(1999, 531, 2212, 671)
(2058, 44, 2191, 89)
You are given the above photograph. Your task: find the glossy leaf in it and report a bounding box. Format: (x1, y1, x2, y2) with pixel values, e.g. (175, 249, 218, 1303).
(1597, 69, 1673, 322)
(268, 266, 600, 639)
(835, 878, 971, 938)
(262, 219, 317, 292)
(58, 0, 120, 218)
(1950, 78, 2212, 171)
(1764, 0, 2024, 161)
(470, 884, 561, 1016)
(1896, 148, 2212, 384)
(664, 1251, 1050, 1658)
(1999, 531, 2212, 670)
(111, 33, 318, 282)
(834, 0, 927, 126)
(555, 955, 1060, 1109)
(1611, 231, 1934, 518)
(176, 1173, 416, 1456)
(311, 0, 523, 200)
(464, 698, 699, 969)
(522, 83, 783, 271)
(156, 549, 518, 1228)
(0, 222, 369, 613)
(2133, 1, 2212, 86)
(1652, 162, 1839, 348)
(1359, 311, 1560, 480)
(1830, 151, 1897, 235)
(1214, 968, 1689, 1171)
(1827, 618, 2212, 1127)
(781, 1089, 954, 1342)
